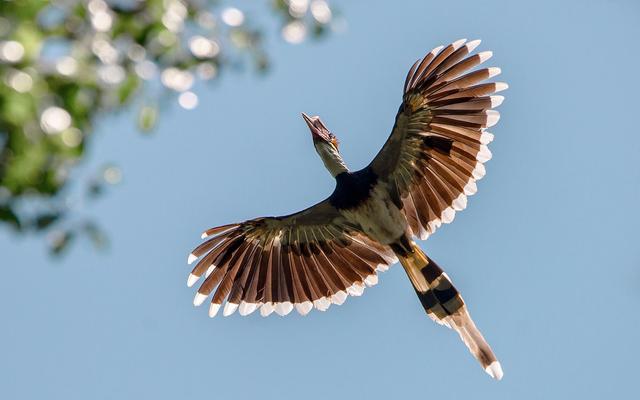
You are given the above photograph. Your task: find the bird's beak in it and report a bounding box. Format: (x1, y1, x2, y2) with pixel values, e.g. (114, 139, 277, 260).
(302, 112, 321, 139)
(301, 112, 314, 130)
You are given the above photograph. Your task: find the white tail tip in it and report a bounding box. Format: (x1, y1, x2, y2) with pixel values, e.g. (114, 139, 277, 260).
(485, 361, 504, 380)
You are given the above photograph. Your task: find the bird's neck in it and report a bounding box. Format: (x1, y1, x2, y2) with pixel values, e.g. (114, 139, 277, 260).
(316, 142, 349, 177)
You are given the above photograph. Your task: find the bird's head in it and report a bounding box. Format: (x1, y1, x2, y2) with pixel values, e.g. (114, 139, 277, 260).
(302, 113, 340, 153)
(302, 112, 347, 177)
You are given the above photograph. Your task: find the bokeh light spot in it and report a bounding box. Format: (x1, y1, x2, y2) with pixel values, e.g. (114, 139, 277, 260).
(282, 21, 306, 44)
(178, 91, 198, 109)
(311, 0, 332, 24)
(0, 41, 25, 63)
(6, 70, 33, 93)
(41, 107, 72, 134)
(221, 8, 244, 27)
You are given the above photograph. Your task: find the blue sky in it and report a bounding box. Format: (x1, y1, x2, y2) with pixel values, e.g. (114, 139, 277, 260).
(2, 0, 640, 398)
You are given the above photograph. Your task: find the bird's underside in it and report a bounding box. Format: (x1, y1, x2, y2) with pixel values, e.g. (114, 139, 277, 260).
(186, 39, 506, 380)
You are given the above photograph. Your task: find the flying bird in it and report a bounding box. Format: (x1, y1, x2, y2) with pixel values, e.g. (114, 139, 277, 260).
(186, 39, 507, 380)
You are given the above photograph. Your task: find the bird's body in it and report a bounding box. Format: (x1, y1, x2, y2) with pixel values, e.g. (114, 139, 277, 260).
(338, 175, 407, 246)
(186, 39, 507, 380)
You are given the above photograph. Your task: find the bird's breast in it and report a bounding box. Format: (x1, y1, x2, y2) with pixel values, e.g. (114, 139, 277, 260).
(339, 182, 407, 245)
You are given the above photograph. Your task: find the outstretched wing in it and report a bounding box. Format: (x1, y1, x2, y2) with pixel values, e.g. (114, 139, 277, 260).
(370, 39, 507, 239)
(187, 200, 397, 317)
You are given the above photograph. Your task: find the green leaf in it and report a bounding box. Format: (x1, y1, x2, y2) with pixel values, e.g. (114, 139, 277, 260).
(138, 105, 158, 132)
(3, 139, 49, 194)
(0, 204, 21, 230)
(118, 74, 140, 104)
(0, 0, 340, 255)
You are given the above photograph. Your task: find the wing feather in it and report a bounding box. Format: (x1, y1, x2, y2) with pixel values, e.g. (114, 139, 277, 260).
(187, 199, 396, 317)
(369, 39, 506, 239)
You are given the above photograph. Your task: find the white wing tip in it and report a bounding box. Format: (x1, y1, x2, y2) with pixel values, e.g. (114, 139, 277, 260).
(187, 253, 198, 264)
(260, 302, 274, 317)
(472, 163, 486, 180)
(486, 110, 500, 128)
(208, 303, 220, 317)
(200, 232, 208, 239)
(487, 67, 501, 78)
(490, 95, 504, 108)
(223, 302, 238, 316)
(452, 193, 467, 211)
(296, 301, 313, 315)
(466, 39, 481, 52)
(331, 291, 347, 305)
(495, 82, 509, 92)
(193, 292, 207, 306)
(441, 207, 455, 224)
(346, 282, 365, 296)
(313, 297, 331, 311)
(452, 38, 467, 49)
(478, 51, 493, 63)
(275, 302, 293, 316)
(376, 263, 389, 272)
(485, 361, 504, 380)
(477, 145, 493, 162)
(464, 180, 478, 196)
(187, 273, 199, 287)
(238, 301, 257, 316)
(480, 132, 495, 144)
(364, 274, 379, 287)
(432, 45, 445, 54)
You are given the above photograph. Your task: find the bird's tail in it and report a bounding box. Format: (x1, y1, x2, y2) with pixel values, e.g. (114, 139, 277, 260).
(396, 241, 503, 380)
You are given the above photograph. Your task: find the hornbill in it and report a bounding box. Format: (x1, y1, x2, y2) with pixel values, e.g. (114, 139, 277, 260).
(186, 39, 507, 380)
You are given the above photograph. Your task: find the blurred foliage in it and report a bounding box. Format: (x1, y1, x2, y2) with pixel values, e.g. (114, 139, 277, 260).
(0, 0, 339, 255)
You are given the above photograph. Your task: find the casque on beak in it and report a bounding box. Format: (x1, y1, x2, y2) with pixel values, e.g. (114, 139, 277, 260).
(301, 112, 318, 136)
(302, 112, 330, 136)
